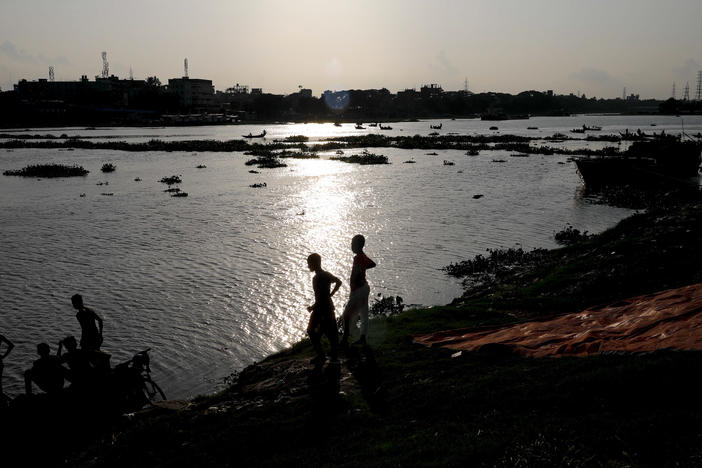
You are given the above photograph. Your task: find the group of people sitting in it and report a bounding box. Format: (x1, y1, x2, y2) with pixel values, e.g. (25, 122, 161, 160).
(0, 294, 107, 401)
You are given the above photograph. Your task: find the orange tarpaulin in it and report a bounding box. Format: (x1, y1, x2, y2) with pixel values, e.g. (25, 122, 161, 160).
(413, 283, 702, 357)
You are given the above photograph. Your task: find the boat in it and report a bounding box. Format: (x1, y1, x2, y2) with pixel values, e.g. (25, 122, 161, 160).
(430, 123, 442, 130)
(379, 124, 392, 130)
(575, 138, 701, 187)
(333, 122, 341, 127)
(368, 123, 378, 127)
(243, 130, 267, 138)
(489, 126, 498, 131)
(355, 123, 365, 130)
(572, 125, 601, 133)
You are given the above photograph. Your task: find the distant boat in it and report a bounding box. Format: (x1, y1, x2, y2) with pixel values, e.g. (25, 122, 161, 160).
(430, 123, 442, 129)
(489, 126, 499, 131)
(572, 125, 601, 133)
(333, 122, 342, 127)
(368, 123, 378, 127)
(355, 123, 365, 129)
(243, 130, 267, 138)
(379, 124, 392, 130)
(527, 126, 539, 130)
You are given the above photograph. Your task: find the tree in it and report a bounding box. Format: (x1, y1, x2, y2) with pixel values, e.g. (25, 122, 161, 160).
(145, 76, 161, 87)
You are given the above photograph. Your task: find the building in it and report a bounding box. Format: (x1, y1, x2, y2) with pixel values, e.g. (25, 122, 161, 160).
(167, 77, 215, 110)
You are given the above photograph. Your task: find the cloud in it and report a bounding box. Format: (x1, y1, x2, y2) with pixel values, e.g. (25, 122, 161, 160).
(0, 40, 70, 66)
(436, 50, 459, 76)
(570, 68, 622, 87)
(673, 59, 700, 81)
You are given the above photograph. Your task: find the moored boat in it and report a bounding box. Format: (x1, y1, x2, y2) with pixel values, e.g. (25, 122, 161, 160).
(575, 138, 701, 187)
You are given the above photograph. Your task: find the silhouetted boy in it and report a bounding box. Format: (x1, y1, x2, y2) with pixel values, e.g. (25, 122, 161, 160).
(306, 253, 342, 364)
(57, 336, 94, 385)
(71, 294, 103, 352)
(24, 343, 65, 395)
(341, 235, 376, 346)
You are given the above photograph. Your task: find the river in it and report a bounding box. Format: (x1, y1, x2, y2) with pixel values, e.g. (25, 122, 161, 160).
(1, 114, 699, 398)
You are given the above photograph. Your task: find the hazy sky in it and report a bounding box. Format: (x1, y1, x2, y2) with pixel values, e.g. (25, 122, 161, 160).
(1, 0, 701, 98)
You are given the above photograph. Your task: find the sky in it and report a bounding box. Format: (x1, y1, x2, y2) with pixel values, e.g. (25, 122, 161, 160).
(1, 0, 701, 99)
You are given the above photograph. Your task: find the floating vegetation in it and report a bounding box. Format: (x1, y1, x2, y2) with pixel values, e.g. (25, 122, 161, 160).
(245, 157, 287, 169)
(249, 182, 267, 188)
(134, 177, 141, 181)
(248, 170, 260, 174)
(443, 247, 549, 290)
(426, 152, 438, 156)
(171, 192, 188, 197)
(466, 149, 480, 156)
(159, 175, 182, 185)
(164, 187, 181, 193)
(100, 193, 114, 196)
(96, 181, 108, 186)
(492, 159, 507, 163)
(196, 164, 207, 169)
(330, 150, 389, 165)
(473, 194, 484, 199)
(443, 160, 454, 166)
(282, 135, 309, 143)
(509, 153, 529, 158)
(403, 160, 416, 164)
(554, 225, 592, 246)
(101, 163, 116, 172)
(3, 163, 89, 178)
(369, 294, 405, 318)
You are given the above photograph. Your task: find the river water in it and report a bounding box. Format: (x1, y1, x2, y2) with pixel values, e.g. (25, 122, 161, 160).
(1, 115, 699, 399)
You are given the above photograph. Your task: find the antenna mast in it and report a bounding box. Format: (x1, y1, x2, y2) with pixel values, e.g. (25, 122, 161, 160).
(184, 58, 189, 78)
(671, 82, 676, 99)
(49, 66, 55, 82)
(464, 77, 468, 92)
(129, 67, 134, 80)
(696, 71, 702, 101)
(101, 52, 109, 78)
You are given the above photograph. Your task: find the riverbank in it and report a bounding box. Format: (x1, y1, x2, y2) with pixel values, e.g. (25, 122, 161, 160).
(38, 197, 700, 467)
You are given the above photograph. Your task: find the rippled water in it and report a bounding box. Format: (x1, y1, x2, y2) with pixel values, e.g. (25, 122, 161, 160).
(1, 115, 698, 399)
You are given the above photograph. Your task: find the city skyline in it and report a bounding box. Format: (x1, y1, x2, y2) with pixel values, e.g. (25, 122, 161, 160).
(1, 0, 701, 99)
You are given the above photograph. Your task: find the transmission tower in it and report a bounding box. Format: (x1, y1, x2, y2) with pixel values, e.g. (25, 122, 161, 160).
(671, 82, 676, 99)
(184, 58, 189, 78)
(696, 71, 702, 101)
(683, 82, 690, 101)
(622, 87, 626, 100)
(49, 66, 54, 82)
(101, 52, 109, 78)
(129, 67, 134, 80)
(464, 77, 469, 92)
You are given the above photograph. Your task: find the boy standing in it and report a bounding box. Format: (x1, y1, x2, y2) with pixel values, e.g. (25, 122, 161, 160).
(71, 294, 104, 352)
(306, 253, 342, 364)
(341, 235, 377, 346)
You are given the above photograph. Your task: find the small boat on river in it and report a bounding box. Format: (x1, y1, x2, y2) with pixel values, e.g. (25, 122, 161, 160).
(243, 130, 267, 138)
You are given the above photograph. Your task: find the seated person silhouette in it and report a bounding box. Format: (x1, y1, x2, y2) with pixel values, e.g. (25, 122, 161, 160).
(57, 336, 94, 385)
(24, 343, 66, 395)
(71, 294, 103, 352)
(1, 334, 14, 402)
(306, 253, 342, 365)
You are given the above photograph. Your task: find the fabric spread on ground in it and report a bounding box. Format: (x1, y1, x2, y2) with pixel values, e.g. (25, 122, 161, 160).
(413, 283, 702, 357)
